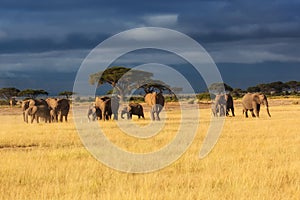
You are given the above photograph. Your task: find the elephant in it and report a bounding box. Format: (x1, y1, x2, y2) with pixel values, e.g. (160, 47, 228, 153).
(111, 95, 120, 120)
(225, 94, 235, 117)
(212, 94, 227, 117)
(46, 98, 59, 122)
(56, 99, 70, 122)
(95, 96, 120, 121)
(21, 100, 30, 122)
(87, 105, 101, 121)
(242, 93, 271, 118)
(121, 102, 145, 119)
(25, 104, 51, 123)
(144, 92, 165, 121)
(22, 99, 48, 122)
(9, 98, 17, 108)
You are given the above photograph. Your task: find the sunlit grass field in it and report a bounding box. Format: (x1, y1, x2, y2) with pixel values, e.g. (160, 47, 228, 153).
(0, 99, 299, 199)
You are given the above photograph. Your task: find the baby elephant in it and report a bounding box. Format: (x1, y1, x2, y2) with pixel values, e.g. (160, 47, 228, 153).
(121, 103, 145, 119)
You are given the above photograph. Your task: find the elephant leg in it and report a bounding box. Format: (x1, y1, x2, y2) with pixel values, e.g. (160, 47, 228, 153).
(231, 107, 235, 117)
(244, 109, 249, 118)
(31, 115, 35, 123)
(250, 110, 256, 117)
(256, 104, 260, 117)
(150, 107, 155, 120)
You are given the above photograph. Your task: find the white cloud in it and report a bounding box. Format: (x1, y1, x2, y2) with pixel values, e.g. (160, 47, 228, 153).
(143, 14, 178, 26)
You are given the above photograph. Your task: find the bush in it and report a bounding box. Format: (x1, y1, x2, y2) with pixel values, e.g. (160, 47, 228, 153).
(0, 100, 9, 105)
(196, 92, 212, 101)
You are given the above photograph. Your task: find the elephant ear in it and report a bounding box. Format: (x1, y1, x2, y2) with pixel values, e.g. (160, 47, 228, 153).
(252, 94, 260, 104)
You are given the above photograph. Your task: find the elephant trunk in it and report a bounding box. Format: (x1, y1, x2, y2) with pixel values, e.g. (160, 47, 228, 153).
(264, 99, 271, 117)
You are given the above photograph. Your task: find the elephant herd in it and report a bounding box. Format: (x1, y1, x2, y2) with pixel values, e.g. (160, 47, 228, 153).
(213, 93, 271, 118)
(21, 98, 70, 123)
(20, 92, 270, 124)
(87, 92, 165, 122)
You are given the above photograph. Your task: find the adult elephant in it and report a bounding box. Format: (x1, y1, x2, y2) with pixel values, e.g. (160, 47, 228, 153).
(95, 96, 112, 121)
(111, 95, 120, 120)
(21, 100, 30, 122)
(225, 94, 235, 117)
(22, 99, 48, 122)
(121, 102, 145, 119)
(144, 92, 165, 121)
(25, 104, 51, 123)
(242, 93, 271, 118)
(57, 99, 70, 122)
(46, 98, 59, 122)
(212, 94, 226, 117)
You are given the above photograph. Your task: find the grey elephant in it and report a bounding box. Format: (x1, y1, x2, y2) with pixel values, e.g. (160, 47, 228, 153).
(46, 98, 59, 122)
(22, 99, 48, 122)
(56, 99, 70, 122)
(87, 105, 101, 121)
(25, 104, 51, 123)
(95, 96, 111, 121)
(95, 96, 120, 121)
(225, 94, 235, 117)
(111, 95, 120, 120)
(121, 102, 145, 119)
(242, 93, 271, 118)
(212, 94, 227, 117)
(144, 92, 165, 121)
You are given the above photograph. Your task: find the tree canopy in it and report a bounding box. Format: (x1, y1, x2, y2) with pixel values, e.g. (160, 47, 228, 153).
(18, 89, 48, 98)
(59, 91, 75, 99)
(89, 66, 173, 98)
(0, 87, 20, 100)
(246, 81, 299, 94)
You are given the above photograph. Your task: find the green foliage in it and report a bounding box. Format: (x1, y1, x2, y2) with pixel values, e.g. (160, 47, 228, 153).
(89, 66, 173, 99)
(58, 91, 75, 99)
(231, 88, 245, 98)
(18, 89, 48, 98)
(0, 87, 20, 100)
(196, 92, 212, 101)
(0, 100, 9, 105)
(128, 96, 144, 103)
(164, 95, 178, 102)
(247, 81, 300, 95)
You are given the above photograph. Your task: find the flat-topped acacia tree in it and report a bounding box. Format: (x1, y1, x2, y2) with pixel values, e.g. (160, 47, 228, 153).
(89, 66, 172, 100)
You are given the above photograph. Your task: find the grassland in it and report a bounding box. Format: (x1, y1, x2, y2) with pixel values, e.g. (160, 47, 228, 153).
(0, 98, 299, 200)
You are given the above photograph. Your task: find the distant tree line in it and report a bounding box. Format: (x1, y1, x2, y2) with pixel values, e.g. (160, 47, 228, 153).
(0, 88, 75, 105)
(196, 81, 300, 101)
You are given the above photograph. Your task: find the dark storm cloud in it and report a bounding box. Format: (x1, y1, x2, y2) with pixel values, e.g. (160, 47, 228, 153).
(0, 0, 300, 92)
(0, 33, 109, 53)
(1, 0, 299, 52)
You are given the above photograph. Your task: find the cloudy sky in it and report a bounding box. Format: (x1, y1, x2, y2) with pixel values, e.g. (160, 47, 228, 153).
(0, 0, 300, 94)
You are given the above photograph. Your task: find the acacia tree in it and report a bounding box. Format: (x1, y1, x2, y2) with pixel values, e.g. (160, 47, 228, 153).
(18, 89, 48, 98)
(59, 91, 75, 99)
(89, 66, 172, 100)
(0, 87, 20, 101)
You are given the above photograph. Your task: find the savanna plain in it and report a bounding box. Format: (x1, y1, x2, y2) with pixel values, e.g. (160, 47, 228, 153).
(0, 98, 299, 200)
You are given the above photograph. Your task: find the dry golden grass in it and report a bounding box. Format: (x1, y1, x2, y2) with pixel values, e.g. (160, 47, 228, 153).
(0, 99, 299, 200)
